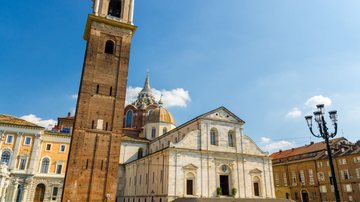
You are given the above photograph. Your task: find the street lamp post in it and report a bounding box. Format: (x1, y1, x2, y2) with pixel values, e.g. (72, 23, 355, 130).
(304, 104, 340, 202)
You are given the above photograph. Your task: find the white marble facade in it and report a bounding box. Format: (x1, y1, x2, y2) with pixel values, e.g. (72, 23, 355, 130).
(118, 107, 276, 202)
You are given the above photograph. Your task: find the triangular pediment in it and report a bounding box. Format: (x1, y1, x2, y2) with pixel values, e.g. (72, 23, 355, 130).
(183, 164, 198, 170)
(249, 168, 262, 174)
(201, 107, 245, 123)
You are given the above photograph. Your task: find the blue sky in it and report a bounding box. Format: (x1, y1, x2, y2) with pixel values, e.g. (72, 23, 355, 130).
(1, 1, 359, 152)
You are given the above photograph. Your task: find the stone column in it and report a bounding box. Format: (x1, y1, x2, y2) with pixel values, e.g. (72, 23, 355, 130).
(27, 133, 41, 174)
(0, 163, 10, 202)
(5, 178, 19, 201)
(9, 133, 23, 170)
(129, 0, 135, 24)
(94, 0, 100, 15)
(21, 177, 32, 202)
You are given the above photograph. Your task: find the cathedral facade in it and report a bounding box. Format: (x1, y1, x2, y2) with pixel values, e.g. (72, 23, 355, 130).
(116, 75, 276, 202)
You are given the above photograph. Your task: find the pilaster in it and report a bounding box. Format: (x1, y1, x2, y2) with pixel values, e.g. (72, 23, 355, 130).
(27, 133, 41, 174)
(9, 132, 23, 170)
(0, 130, 5, 143)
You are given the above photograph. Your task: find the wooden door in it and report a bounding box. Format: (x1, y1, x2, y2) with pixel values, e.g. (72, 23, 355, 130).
(34, 184, 45, 202)
(186, 179, 193, 195)
(220, 175, 229, 196)
(254, 182, 260, 196)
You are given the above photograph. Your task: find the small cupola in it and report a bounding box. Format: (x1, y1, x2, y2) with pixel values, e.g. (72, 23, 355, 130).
(144, 103, 176, 140)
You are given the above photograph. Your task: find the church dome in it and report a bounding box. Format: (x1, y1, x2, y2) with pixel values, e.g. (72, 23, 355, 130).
(147, 107, 175, 125)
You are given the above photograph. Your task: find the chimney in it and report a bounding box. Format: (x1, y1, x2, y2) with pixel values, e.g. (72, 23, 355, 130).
(67, 112, 71, 117)
(310, 141, 314, 145)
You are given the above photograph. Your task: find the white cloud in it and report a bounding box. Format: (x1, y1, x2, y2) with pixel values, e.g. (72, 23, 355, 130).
(125, 87, 143, 106)
(71, 94, 78, 99)
(261, 137, 271, 144)
(286, 107, 302, 118)
(264, 140, 295, 152)
(305, 95, 332, 108)
(20, 114, 57, 130)
(125, 86, 191, 108)
(260, 137, 295, 153)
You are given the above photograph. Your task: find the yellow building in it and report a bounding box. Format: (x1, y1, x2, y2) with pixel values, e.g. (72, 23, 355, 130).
(0, 114, 70, 202)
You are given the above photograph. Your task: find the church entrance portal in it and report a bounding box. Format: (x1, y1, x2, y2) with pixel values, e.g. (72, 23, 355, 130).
(220, 175, 229, 195)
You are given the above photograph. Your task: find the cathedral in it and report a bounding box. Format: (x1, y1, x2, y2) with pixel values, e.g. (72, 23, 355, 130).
(117, 74, 276, 202)
(57, 0, 277, 202)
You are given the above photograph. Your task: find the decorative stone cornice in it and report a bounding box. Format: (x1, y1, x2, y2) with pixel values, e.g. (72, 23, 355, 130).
(84, 14, 137, 40)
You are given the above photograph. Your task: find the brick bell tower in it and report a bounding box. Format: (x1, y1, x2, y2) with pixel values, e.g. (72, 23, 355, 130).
(62, 0, 136, 201)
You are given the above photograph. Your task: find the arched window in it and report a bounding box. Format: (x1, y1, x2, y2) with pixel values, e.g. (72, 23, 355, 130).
(108, 0, 121, 18)
(104, 40, 115, 54)
(151, 127, 156, 138)
(125, 110, 133, 128)
(1, 151, 11, 165)
(163, 127, 168, 135)
(228, 131, 234, 147)
(137, 148, 143, 159)
(210, 128, 218, 145)
(40, 157, 50, 173)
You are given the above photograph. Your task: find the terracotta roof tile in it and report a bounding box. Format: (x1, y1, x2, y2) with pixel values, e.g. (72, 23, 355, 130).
(270, 137, 345, 160)
(0, 114, 43, 129)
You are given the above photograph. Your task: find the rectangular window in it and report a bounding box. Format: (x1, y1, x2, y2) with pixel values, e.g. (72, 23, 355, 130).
(320, 185, 327, 193)
(317, 161, 323, 168)
(52, 187, 59, 200)
(342, 170, 350, 180)
(317, 172, 325, 181)
(19, 158, 27, 170)
(59, 144, 66, 152)
(24, 137, 32, 145)
(283, 173, 288, 186)
(6, 135, 13, 144)
(56, 164, 62, 174)
(291, 171, 297, 186)
(349, 195, 353, 202)
(300, 170, 305, 185)
(356, 168, 360, 178)
(308, 169, 314, 185)
(354, 156, 360, 163)
(45, 143, 52, 151)
(338, 158, 347, 165)
(344, 184, 352, 192)
(275, 173, 279, 186)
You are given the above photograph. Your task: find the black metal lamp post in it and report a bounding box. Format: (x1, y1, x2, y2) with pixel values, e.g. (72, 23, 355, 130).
(304, 104, 340, 202)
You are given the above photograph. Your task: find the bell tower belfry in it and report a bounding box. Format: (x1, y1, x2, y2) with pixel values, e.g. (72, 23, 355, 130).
(62, 0, 136, 201)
